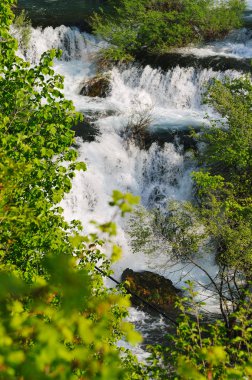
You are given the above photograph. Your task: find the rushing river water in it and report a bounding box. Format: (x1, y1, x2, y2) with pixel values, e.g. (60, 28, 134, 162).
(15, 0, 252, 352)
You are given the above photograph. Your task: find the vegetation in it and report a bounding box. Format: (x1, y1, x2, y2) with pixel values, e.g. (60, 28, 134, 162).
(149, 282, 252, 380)
(121, 100, 152, 148)
(129, 75, 252, 378)
(92, 0, 245, 62)
(12, 10, 31, 50)
(0, 1, 146, 379)
(1, 0, 252, 379)
(193, 76, 252, 274)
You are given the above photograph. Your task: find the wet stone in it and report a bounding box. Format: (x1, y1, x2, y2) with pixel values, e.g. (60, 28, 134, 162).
(72, 119, 100, 142)
(121, 268, 181, 315)
(79, 74, 111, 98)
(136, 50, 252, 73)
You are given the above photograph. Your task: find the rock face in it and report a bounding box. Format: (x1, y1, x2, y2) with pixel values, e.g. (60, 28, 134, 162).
(79, 74, 111, 98)
(121, 268, 181, 314)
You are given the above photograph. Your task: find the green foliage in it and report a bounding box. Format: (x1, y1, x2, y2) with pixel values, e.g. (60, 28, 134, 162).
(128, 206, 157, 255)
(109, 190, 140, 217)
(0, 257, 136, 380)
(0, 45, 84, 280)
(13, 10, 32, 50)
(149, 282, 252, 380)
(128, 72, 252, 378)
(0, 0, 17, 65)
(128, 202, 205, 260)
(92, 0, 244, 62)
(0, 2, 148, 379)
(193, 77, 252, 272)
(200, 77, 252, 198)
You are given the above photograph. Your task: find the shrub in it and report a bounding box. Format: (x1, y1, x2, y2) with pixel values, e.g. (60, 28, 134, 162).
(92, 0, 245, 62)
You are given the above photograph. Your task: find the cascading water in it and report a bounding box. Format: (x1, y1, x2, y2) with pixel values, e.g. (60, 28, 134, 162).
(178, 27, 252, 58)
(14, 21, 251, 347)
(13, 25, 106, 63)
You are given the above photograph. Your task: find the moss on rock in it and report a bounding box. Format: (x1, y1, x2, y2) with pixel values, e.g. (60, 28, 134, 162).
(121, 268, 181, 314)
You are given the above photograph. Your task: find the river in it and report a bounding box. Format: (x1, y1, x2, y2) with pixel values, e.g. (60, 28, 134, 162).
(15, 0, 252, 354)
(17, 0, 104, 28)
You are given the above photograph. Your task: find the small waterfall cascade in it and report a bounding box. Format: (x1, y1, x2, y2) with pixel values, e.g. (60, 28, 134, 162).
(177, 27, 252, 58)
(12, 25, 106, 63)
(110, 65, 238, 111)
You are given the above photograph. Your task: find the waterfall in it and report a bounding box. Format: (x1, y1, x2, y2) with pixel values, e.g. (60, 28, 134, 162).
(13, 25, 106, 63)
(12, 25, 246, 320)
(177, 28, 252, 58)
(109, 65, 238, 114)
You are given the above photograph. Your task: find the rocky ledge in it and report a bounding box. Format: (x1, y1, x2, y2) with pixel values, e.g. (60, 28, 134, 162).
(136, 50, 251, 73)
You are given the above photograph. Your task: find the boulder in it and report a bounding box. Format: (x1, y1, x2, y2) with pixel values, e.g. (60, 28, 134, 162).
(79, 74, 111, 98)
(145, 127, 199, 151)
(121, 268, 181, 315)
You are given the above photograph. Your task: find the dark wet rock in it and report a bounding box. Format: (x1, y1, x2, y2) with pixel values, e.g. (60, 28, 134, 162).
(121, 268, 181, 315)
(72, 108, 120, 143)
(121, 121, 198, 151)
(146, 127, 199, 151)
(72, 119, 100, 142)
(84, 109, 118, 122)
(79, 74, 111, 98)
(244, 10, 252, 28)
(136, 50, 252, 73)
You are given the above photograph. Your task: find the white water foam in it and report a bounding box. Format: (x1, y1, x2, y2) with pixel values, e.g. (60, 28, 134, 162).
(53, 60, 240, 134)
(247, 0, 252, 10)
(13, 24, 106, 63)
(175, 28, 252, 59)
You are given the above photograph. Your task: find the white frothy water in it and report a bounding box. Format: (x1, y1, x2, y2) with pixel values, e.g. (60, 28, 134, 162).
(178, 28, 252, 59)
(247, 0, 252, 9)
(14, 25, 245, 328)
(13, 25, 106, 63)
(109, 65, 239, 130)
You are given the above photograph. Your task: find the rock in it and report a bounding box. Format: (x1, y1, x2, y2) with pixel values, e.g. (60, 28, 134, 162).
(121, 268, 181, 315)
(145, 127, 199, 151)
(83, 109, 118, 123)
(79, 74, 111, 98)
(72, 119, 100, 142)
(136, 50, 251, 73)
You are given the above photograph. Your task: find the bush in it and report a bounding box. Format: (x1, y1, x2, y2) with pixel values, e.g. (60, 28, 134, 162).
(0, 1, 145, 378)
(92, 0, 245, 61)
(149, 282, 252, 380)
